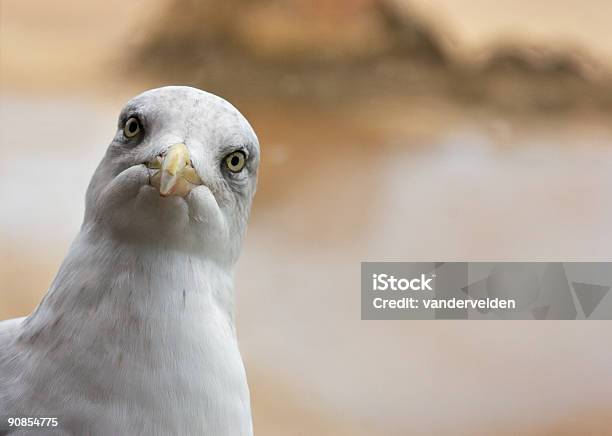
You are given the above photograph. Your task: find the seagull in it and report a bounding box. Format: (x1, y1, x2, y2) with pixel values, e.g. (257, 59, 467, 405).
(0, 86, 259, 435)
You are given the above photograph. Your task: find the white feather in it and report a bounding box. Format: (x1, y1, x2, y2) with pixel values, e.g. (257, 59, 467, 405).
(0, 86, 259, 435)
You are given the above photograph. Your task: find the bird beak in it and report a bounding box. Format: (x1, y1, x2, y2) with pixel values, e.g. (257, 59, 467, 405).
(147, 143, 203, 197)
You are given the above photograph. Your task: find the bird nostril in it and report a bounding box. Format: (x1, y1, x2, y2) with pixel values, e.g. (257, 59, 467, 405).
(147, 156, 163, 169)
(182, 166, 202, 185)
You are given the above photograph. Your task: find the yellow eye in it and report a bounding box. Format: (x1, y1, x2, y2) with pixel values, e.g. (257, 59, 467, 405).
(123, 117, 142, 138)
(225, 151, 246, 173)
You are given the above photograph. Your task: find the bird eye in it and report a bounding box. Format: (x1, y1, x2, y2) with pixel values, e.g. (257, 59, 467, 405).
(225, 151, 246, 173)
(123, 117, 142, 138)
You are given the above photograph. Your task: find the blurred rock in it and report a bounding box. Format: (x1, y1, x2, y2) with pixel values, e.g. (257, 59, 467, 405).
(140, 0, 447, 63)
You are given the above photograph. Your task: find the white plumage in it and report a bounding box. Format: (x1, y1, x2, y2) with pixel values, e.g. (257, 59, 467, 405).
(0, 86, 259, 435)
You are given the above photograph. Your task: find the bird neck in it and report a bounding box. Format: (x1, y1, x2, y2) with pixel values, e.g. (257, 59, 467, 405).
(17, 225, 252, 432)
(27, 224, 237, 340)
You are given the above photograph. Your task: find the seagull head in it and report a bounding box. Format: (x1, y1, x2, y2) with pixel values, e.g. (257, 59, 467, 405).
(84, 86, 260, 264)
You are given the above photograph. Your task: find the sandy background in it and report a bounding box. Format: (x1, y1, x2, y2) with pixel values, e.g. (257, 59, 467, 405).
(413, 0, 612, 63)
(1, 1, 612, 435)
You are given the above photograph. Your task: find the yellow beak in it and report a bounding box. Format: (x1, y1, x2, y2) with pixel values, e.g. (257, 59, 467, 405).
(147, 143, 202, 197)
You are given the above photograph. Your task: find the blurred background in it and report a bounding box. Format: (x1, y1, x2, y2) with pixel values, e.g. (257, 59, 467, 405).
(1, 0, 612, 434)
